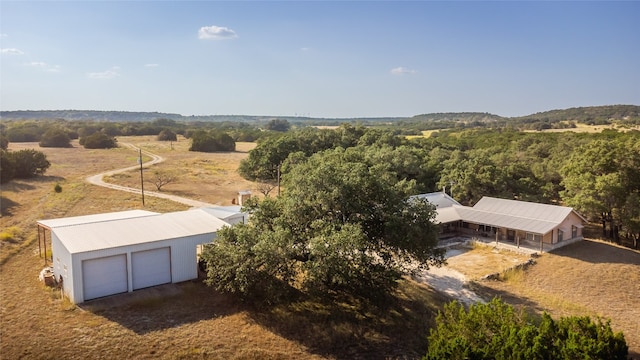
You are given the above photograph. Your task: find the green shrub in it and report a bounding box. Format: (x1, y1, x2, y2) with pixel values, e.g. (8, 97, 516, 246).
(80, 132, 117, 149)
(189, 130, 235, 152)
(0, 150, 16, 183)
(39, 128, 71, 148)
(425, 298, 627, 360)
(54, 183, 62, 193)
(0, 134, 8, 150)
(7, 149, 51, 178)
(157, 129, 177, 141)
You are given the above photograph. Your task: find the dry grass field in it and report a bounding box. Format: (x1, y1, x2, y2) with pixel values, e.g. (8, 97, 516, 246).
(467, 240, 640, 358)
(1, 137, 448, 359)
(523, 122, 640, 133)
(2, 136, 639, 358)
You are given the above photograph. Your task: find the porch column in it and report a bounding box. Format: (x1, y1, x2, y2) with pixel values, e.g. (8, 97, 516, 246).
(540, 235, 544, 253)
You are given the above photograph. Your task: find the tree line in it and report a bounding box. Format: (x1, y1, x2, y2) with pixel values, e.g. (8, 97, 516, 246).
(238, 125, 640, 248)
(1, 118, 266, 146)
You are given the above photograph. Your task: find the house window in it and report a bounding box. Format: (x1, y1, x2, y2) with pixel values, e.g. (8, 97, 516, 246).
(558, 229, 564, 242)
(526, 232, 542, 242)
(572, 225, 578, 239)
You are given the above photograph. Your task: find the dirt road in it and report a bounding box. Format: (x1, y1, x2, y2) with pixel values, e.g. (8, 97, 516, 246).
(85, 143, 216, 208)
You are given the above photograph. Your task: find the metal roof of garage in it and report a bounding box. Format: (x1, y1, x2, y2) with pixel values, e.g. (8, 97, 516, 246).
(38, 210, 158, 229)
(51, 209, 230, 254)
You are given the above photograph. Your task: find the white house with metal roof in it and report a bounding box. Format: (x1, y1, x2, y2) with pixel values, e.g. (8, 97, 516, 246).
(38, 209, 231, 304)
(417, 192, 586, 251)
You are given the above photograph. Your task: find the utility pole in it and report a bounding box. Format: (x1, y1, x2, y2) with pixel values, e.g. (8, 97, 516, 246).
(139, 148, 145, 206)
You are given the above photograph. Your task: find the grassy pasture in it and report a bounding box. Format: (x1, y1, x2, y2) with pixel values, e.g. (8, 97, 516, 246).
(0, 137, 448, 359)
(1, 136, 638, 358)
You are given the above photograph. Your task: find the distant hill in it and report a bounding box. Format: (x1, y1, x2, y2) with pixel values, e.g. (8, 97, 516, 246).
(0, 110, 405, 125)
(514, 105, 640, 125)
(1, 105, 638, 126)
(410, 112, 505, 123)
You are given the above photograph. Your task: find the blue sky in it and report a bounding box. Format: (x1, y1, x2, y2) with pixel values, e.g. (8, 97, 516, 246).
(1, 1, 638, 118)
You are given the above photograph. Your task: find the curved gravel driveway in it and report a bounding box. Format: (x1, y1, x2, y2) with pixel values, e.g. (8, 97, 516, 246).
(85, 143, 216, 208)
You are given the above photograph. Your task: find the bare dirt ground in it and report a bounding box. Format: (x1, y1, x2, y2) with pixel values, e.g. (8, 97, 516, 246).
(415, 245, 532, 306)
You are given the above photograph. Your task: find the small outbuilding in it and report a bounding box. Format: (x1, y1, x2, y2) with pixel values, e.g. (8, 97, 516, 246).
(38, 209, 229, 304)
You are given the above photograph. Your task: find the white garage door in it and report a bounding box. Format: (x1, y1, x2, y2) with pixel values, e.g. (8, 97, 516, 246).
(132, 247, 171, 290)
(82, 254, 128, 301)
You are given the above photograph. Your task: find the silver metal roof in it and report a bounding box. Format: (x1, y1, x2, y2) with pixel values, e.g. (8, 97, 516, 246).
(456, 207, 560, 235)
(473, 197, 575, 223)
(434, 206, 464, 224)
(411, 192, 461, 208)
(200, 206, 244, 220)
(52, 209, 230, 254)
(37, 210, 159, 229)
(429, 196, 583, 235)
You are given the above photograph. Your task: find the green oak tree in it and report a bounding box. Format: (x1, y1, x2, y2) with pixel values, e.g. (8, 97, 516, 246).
(561, 139, 629, 240)
(202, 147, 445, 303)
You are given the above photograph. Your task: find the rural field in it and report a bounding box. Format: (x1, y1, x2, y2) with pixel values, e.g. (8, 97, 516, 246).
(1, 136, 639, 359)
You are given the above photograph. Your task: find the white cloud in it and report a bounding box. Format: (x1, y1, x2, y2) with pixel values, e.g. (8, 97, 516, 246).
(300, 47, 311, 52)
(87, 66, 121, 79)
(390, 67, 417, 75)
(1, 48, 24, 55)
(1, 33, 8, 38)
(198, 25, 238, 40)
(144, 63, 159, 67)
(25, 61, 61, 73)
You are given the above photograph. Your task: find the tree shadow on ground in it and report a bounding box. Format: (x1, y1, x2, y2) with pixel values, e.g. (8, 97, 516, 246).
(1, 196, 19, 216)
(247, 280, 451, 360)
(2, 181, 36, 192)
(549, 239, 640, 265)
(80, 280, 240, 335)
(469, 280, 546, 315)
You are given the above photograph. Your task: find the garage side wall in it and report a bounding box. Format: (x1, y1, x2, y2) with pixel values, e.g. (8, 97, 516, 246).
(51, 233, 76, 303)
(171, 233, 217, 283)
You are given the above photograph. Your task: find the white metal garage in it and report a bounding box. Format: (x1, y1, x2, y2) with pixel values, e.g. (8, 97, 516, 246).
(82, 254, 128, 300)
(40, 209, 230, 304)
(132, 247, 171, 290)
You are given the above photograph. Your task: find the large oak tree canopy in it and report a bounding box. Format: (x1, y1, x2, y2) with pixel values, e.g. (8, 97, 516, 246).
(202, 146, 445, 302)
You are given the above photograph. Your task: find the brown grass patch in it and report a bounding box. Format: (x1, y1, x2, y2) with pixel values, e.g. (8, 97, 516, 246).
(523, 123, 640, 133)
(100, 136, 258, 205)
(472, 240, 640, 357)
(444, 246, 532, 280)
